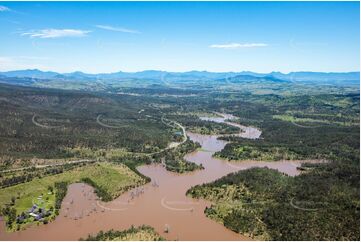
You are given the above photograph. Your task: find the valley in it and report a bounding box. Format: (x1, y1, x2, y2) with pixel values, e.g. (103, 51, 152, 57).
(0, 70, 359, 241)
(0, 1, 359, 241)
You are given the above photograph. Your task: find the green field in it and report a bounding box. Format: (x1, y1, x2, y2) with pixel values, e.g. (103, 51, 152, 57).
(0, 162, 146, 231)
(273, 114, 358, 127)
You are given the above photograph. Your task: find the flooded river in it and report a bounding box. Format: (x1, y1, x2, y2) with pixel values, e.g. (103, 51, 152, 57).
(0, 114, 314, 240)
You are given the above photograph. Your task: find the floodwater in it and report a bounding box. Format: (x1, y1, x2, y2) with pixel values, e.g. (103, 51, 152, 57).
(0, 114, 314, 241)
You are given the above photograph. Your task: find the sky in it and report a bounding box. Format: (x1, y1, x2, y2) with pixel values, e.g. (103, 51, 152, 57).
(0, 1, 359, 73)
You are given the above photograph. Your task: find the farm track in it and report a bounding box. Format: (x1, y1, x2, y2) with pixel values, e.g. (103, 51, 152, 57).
(291, 121, 321, 128)
(96, 114, 128, 129)
(289, 197, 319, 211)
(32, 114, 63, 129)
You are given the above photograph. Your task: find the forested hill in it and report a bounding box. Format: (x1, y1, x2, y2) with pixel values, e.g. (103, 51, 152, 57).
(0, 83, 175, 160)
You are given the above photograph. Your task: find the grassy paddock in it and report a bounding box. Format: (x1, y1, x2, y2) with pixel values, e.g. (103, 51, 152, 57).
(0, 162, 146, 231)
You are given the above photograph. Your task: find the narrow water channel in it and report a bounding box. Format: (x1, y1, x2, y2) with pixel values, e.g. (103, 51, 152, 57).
(0, 114, 312, 241)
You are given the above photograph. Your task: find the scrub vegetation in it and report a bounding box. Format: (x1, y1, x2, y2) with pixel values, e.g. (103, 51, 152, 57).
(82, 225, 164, 241)
(163, 138, 203, 173)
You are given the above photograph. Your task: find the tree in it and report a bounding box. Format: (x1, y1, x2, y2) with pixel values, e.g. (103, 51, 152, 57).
(10, 196, 16, 205)
(47, 185, 54, 194)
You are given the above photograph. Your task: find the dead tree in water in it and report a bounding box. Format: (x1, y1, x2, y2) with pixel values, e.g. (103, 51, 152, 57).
(164, 224, 170, 233)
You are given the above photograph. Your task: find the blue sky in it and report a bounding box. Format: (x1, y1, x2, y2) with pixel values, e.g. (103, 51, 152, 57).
(0, 1, 359, 73)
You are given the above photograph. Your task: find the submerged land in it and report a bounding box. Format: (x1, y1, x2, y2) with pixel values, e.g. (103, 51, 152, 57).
(0, 70, 359, 240)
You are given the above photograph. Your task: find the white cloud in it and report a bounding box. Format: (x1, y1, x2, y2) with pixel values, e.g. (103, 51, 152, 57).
(21, 29, 91, 38)
(0, 5, 10, 12)
(209, 43, 268, 49)
(95, 25, 140, 34)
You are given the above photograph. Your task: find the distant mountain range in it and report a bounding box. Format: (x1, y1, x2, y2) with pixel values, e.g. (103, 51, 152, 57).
(0, 69, 359, 84)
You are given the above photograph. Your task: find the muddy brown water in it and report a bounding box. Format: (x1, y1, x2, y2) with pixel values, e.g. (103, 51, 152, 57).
(0, 114, 317, 241)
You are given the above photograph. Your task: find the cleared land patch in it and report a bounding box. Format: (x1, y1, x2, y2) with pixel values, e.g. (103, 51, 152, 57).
(272, 114, 358, 127)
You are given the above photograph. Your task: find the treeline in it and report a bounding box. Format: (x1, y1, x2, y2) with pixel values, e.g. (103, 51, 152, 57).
(1, 206, 17, 230)
(81, 225, 164, 241)
(81, 177, 112, 202)
(54, 182, 68, 215)
(0, 161, 92, 188)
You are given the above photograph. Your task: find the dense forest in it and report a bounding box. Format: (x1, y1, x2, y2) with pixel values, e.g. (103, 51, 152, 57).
(187, 165, 359, 240)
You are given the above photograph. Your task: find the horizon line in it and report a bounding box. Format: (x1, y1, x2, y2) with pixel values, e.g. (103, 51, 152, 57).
(1, 68, 360, 75)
